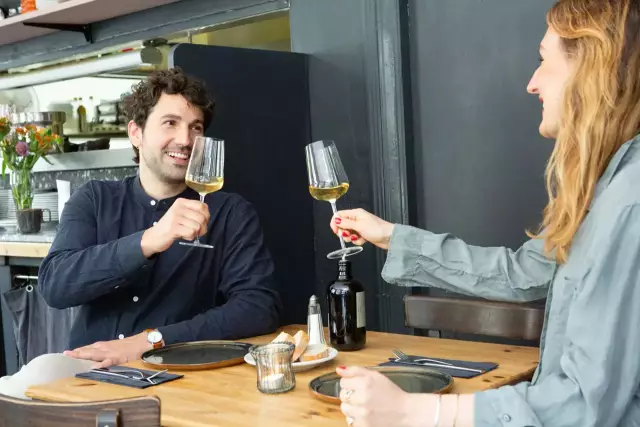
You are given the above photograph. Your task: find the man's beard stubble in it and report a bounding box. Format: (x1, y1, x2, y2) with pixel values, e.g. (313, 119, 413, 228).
(140, 146, 187, 185)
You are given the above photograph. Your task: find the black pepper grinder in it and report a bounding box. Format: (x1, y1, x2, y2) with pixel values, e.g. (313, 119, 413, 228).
(327, 258, 366, 351)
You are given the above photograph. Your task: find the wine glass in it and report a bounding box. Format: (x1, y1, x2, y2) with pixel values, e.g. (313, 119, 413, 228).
(179, 136, 224, 249)
(305, 140, 363, 259)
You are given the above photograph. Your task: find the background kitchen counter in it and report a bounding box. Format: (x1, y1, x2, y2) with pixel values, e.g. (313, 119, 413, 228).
(0, 222, 55, 258)
(0, 222, 56, 243)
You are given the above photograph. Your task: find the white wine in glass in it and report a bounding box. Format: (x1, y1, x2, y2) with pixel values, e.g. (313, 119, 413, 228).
(180, 136, 224, 249)
(309, 183, 350, 202)
(305, 140, 363, 259)
(186, 177, 224, 195)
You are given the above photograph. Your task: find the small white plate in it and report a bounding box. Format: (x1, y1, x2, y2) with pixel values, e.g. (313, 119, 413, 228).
(244, 347, 338, 372)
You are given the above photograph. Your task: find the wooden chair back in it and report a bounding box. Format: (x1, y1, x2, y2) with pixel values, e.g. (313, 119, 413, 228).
(0, 394, 160, 427)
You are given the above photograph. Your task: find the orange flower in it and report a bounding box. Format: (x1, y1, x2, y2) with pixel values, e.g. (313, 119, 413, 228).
(16, 128, 25, 136)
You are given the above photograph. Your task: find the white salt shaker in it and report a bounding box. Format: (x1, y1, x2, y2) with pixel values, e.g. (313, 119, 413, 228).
(307, 295, 327, 346)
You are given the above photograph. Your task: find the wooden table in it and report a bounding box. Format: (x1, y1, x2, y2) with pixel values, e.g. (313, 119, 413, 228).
(27, 325, 539, 427)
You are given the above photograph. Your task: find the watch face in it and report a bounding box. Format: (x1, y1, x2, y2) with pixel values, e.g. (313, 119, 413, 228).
(148, 330, 162, 344)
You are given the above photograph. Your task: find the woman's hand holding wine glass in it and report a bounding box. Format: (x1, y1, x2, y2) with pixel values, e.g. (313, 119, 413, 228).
(305, 140, 363, 259)
(330, 208, 395, 250)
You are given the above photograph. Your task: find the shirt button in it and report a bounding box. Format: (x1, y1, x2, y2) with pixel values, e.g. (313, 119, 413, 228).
(153, 221, 158, 226)
(150, 200, 156, 206)
(502, 414, 512, 422)
(118, 334, 124, 340)
(133, 296, 139, 302)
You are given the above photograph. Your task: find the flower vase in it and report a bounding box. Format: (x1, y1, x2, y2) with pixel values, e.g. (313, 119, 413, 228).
(1, 120, 63, 234)
(11, 169, 39, 234)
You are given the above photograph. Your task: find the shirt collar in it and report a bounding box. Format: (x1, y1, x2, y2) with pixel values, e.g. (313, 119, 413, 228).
(590, 133, 640, 209)
(131, 175, 198, 210)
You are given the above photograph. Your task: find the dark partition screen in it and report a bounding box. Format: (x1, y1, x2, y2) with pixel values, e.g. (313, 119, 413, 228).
(170, 44, 314, 326)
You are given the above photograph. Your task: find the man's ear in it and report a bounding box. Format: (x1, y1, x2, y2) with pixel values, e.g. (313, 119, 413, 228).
(128, 120, 142, 149)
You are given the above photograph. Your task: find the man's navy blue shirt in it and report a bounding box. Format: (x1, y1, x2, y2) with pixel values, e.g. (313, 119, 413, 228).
(39, 176, 282, 349)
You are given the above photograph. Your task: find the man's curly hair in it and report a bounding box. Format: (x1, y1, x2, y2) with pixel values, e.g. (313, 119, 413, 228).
(121, 67, 215, 164)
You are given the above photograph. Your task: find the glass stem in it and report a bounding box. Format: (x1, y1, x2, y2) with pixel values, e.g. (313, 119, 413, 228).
(331, 201, 347, 250)
(195, 193, 206, 244)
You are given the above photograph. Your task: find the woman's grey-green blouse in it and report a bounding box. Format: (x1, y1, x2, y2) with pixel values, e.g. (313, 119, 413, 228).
(382, 135, 640, 427)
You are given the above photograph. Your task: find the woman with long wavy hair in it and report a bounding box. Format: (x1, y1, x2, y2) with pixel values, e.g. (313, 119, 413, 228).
(332, 0, 640, 425)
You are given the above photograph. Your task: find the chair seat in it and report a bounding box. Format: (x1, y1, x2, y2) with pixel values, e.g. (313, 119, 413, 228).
(404, 295, 545, 341)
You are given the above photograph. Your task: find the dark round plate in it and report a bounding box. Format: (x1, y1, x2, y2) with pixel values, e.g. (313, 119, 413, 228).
(141, 341, 252, 371)
(309, 366, 453, 404)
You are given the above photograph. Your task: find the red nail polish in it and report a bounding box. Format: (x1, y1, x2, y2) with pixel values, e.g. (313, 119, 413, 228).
(338, 366, 346, 370)
(351, 235, 358, 241)
(335, 218, 342, 224)
(342, 231, 349, 237)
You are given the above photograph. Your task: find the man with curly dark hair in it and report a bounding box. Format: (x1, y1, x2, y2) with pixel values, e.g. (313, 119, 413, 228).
(36, 68, 282, 369)
(123, 67, 214, 166)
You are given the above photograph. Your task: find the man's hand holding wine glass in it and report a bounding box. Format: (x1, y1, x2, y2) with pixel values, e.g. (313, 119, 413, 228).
(141, 199, 210, 257)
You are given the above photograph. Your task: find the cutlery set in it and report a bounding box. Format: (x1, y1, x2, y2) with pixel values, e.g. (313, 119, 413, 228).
(391, 349, 483, 374)
(88, 349, 483, 386)
(90, 367, 168, 385)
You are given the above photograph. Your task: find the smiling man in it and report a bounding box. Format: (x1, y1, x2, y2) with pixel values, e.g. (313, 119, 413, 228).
(37, 68, 282, 368)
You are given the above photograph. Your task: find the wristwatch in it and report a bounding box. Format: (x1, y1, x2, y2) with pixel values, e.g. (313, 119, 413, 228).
(145, 329, 165, 349)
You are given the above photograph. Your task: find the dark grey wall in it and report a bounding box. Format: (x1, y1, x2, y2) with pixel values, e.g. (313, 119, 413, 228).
(285, 0, 559, 337)
(409, 0, 556, 248)
(289, 0, 386, 332)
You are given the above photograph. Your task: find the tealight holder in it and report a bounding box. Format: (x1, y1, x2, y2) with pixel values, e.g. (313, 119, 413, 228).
(249, 342, 296, 394)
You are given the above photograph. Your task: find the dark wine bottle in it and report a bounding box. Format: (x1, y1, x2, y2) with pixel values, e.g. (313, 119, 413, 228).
(327, 259, 366, 351)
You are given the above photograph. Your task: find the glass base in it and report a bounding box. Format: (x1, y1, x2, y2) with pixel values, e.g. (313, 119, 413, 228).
(327, 246, 363, 259)
(179, 241, 214, 249)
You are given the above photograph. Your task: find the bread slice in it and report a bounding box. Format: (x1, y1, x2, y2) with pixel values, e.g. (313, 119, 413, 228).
(271, 331, 295, 345)
(292, 330, 310, 362)
(270, 331, 309, 362)
(299, 344, 330, 362)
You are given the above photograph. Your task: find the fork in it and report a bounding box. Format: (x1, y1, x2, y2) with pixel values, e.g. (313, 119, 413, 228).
(145, 369, 168, 383)
(392, 349, 454, 366)
(91, 368, 168, 385)
(91, 369, 149, 384)
(391, 349, 483, 373)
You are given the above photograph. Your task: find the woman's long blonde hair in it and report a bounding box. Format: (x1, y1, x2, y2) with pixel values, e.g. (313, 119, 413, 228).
(531, 0, 640, 263)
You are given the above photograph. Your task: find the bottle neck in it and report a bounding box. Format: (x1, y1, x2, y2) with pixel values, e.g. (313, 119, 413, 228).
(337, 259, 352, 281)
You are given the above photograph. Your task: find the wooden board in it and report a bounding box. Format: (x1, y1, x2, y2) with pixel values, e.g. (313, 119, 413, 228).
(0, 242, 51, 258)
(0, 0, 181, 46)
(26, 325, 539, 427)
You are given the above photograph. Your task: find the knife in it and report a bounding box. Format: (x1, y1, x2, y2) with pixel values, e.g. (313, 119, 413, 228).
(388, 359, 484, 374)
